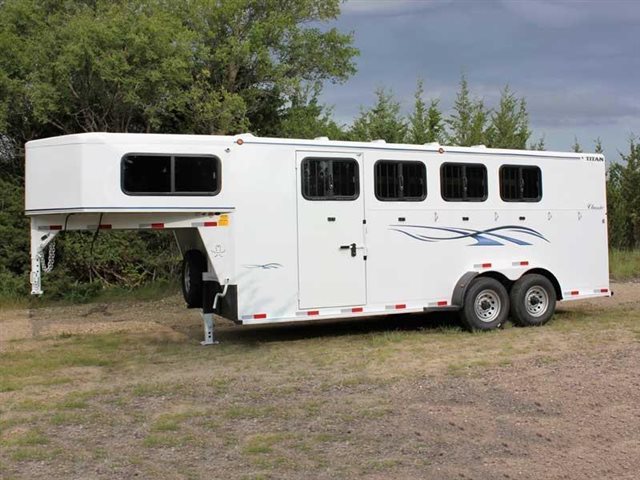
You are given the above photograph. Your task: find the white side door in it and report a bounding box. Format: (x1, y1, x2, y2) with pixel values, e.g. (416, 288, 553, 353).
(296, 151, 366, 309)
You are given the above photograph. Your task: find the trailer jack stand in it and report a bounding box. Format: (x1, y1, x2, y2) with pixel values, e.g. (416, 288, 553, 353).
(201, 312, 219, 346)
(200, 277, 228, 346)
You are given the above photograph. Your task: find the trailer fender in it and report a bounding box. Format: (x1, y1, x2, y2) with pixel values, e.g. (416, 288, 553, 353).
(451, 271, 480, 308)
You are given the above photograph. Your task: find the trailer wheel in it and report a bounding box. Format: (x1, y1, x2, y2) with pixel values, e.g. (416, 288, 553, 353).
(459, 277, 509, 331)
(509, 274, 556, 327)
(182, 250, 206, 308)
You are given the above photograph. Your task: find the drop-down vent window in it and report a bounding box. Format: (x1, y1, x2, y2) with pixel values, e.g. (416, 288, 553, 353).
(301, 158, 359, 200)
(375, 160, 426, 201)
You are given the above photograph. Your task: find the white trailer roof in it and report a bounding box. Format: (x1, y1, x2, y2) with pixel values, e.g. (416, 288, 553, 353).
(26, 132, 601, 160)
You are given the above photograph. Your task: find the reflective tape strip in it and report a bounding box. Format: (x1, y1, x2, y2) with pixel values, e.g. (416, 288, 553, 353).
(192, 221, 218, 227)
(428, 300, 449, 307)
(242, 313, 268, 321)
(38, 225, 63, 231)
(341, 306, 364, 314)
(139, 223, 165, 229)
(387, 304, 406, 310)
(564, 290, 580, 296)
(594, 288, 609, 293)
(474, 263, 492, 269)
(512, 261, 529, 266)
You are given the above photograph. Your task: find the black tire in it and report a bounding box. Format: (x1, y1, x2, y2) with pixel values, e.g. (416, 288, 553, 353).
(181, 250, 206, 308)
(459, 277, 510, 331)
(509, 274, 556, 327)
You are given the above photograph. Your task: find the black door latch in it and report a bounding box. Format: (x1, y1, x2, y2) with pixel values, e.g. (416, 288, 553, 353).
(339, 243, 357, 257)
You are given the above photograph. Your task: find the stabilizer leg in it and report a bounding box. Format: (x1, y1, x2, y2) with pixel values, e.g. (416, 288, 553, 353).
(200, 277, 219, 345)
(30, 217, 59, 295)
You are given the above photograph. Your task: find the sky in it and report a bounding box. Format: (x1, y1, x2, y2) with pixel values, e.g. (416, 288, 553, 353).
(319, 0, 640, 159)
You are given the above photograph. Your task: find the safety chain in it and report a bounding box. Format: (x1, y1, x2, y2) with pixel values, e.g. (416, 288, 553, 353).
(42, 239, 56, 273)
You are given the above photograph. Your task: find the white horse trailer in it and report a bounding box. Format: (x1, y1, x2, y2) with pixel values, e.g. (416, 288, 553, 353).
(25, 133, 610, 343)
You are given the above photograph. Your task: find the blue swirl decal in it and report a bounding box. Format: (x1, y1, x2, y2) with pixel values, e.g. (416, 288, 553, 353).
(389, 225, 548, 246)
(243, 263, 283, 269)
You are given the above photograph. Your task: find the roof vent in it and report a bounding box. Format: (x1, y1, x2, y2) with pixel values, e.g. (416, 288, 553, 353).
(424, 142, 440, 147)
(371, 139, 386, 144)
(314, 136, 329, 141)
(471, 144, 487, 148)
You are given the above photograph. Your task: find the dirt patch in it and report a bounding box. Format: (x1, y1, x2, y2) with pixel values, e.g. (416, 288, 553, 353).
(0, 297, 189, 347)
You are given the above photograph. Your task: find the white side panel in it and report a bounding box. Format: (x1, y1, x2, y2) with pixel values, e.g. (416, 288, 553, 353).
(197, 216, 235, 284)
(229, 145, 300, 320)
(363, 150, 609, 306)
(25, 143, 84, 212)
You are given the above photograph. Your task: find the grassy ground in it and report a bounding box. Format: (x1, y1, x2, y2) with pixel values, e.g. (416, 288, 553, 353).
(1, 284, 639, 479)
(609, 248, 640, 281)
(0, 280, 179, 311)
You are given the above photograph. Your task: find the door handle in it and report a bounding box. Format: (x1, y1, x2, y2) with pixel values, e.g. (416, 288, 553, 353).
(339, 243, 357, 257)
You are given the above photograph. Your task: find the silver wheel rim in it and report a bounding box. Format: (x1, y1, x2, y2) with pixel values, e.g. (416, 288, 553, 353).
(525, 286, 549, 317)
(184, 262, 191, 292)
(474, 289, 501, 323)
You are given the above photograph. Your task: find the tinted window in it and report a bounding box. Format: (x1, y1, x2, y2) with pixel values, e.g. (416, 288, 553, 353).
(302, 158, 359, 200)
(122, 155, 171, 194)
(500, 165, 542, 202)
(122, 154, 219, 195)
(375, 160, 426, 201)
(175, 156, 218, 193)
(441, 163, 487, 201)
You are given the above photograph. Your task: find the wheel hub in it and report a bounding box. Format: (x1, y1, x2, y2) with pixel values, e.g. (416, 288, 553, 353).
(525, 286, 549, 317)
(474, 289, 501, 323)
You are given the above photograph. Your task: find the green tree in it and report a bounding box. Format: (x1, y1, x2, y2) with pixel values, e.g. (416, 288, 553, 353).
(446, 74, 488, 146)
(350, 88, 407, 143)
(485, 86, 530, 149)
(406, 79, 444, 144)
(425, 100, 445, 144)
(572, 136, 583, 153)
(278, 84, 346, 139)
(530, 135, 546, 151)
(607, 136, 640, 248)
(594, 137, 604, 154)
(170, 0, 358, 136)
(0, 0, 358, 153)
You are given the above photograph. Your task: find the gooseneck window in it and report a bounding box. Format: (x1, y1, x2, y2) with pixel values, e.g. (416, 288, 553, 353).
(121, 154, 220, 196)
